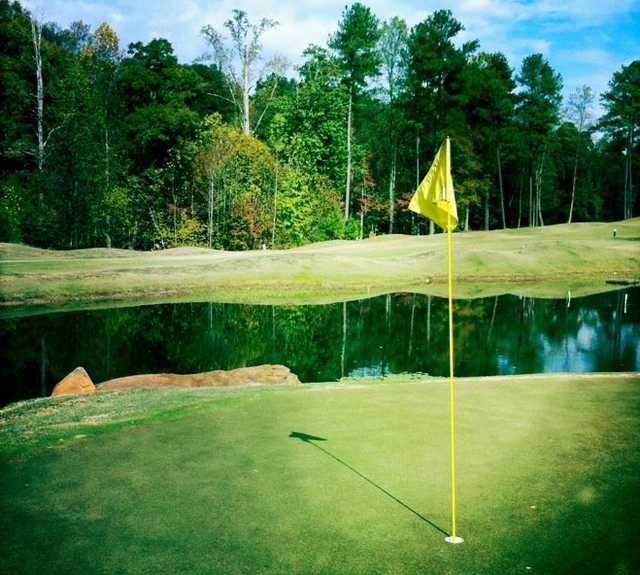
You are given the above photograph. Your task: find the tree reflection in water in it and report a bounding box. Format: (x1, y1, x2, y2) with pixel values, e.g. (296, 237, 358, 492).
(1, 288, 638, 404)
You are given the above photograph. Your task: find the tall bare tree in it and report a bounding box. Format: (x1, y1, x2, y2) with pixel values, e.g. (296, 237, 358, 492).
(31, 18, 44, 172)
(202, 10, 279, 135)
(30, 18, 66, 179)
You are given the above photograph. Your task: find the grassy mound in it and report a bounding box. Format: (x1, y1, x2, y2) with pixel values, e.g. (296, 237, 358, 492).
(1, 373, 639, 574)
(0, 219, 638, 314)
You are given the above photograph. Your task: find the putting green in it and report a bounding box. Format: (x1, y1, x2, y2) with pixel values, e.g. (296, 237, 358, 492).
(1, 374, 639, 574)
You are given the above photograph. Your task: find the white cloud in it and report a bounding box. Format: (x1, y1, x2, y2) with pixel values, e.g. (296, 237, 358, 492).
(24, 0, 127, 28)
(558, 48, 616, 68)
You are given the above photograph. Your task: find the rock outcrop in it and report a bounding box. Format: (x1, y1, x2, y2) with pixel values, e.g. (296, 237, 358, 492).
(97, 364, 300, 392)
(51, 367, 96, 397)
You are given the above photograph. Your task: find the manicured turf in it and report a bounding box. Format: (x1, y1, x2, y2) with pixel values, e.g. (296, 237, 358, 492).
(1, 219, 638, 314)
(1, 374, 639, 574)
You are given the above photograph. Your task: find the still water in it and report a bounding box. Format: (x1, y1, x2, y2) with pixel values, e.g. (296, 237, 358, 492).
(1, 289, 638, 405)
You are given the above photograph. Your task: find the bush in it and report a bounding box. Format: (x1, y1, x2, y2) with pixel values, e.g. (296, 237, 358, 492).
(0, 184, 22, 242)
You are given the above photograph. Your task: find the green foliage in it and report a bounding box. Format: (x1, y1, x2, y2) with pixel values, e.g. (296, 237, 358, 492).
(600, 61, 640, 136)
(0, 182, 22, 241)
(0, 1, 33, 171)
(379, 17, 408, 102)
(451, 136, 490, 212)
(329, 2, 381, 90)
(0, 2, 636, 254)
(274, 47, 348, 191)
(194, 115, 276, 249)
(102, 183, 134, 247)
(599, 61, 639, 219)
(275, 168, 344, 247)
(516, 54, 563, 144)
(342, 217, 361, 239)
(459, 52, 516, 226)
(192, 114, 346, 249)
(406, 10, 477, 136)
(152, 208, 207, 248)
(117, 39, 200, 169)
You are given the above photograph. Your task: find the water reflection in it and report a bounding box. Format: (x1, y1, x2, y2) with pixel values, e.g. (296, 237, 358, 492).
(1, 289, 638, 405)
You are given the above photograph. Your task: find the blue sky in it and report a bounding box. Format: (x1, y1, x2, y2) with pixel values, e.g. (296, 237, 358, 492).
(24, 0, 640, 116)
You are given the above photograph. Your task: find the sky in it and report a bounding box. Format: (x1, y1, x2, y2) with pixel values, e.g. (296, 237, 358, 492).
(24, 0, 640, 116)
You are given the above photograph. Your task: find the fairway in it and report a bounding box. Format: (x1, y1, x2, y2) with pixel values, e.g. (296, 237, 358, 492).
(1, 219, 639, 313)
(2, 374, 639, 574)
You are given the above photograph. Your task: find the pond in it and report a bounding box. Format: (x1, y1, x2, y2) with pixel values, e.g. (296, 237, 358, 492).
(1, 288, 638, 405)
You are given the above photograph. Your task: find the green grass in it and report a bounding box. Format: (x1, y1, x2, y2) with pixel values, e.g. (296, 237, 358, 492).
(1, 219, 638, 316)
(1, 373, 639, 574)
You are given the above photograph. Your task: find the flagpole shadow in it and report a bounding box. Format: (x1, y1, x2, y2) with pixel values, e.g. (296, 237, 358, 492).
(289, 431, 449, 537)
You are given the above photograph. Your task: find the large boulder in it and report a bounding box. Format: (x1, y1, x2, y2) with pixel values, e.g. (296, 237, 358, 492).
(51, 367, 95, 397)
(97, 364, 300, 392)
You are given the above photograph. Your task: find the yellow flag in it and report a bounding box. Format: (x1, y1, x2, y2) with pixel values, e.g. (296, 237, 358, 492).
(408, 137, 458, 230)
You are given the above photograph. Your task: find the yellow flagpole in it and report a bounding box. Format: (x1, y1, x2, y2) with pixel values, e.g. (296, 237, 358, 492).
(445, 206, 463, 544)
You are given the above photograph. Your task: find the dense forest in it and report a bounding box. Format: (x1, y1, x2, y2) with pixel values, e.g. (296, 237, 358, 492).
(0, 0, 638, 250)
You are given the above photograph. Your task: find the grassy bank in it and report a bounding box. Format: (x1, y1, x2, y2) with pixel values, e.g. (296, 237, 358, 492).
(1, 219, 638, 314)
(1, 373, 639, 574)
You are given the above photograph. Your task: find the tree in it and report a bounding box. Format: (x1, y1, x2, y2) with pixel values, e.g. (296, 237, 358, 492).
(516, 54, 562, 227)
(406, 10, 477, 139)
(378, 16, 407, 232)
(554, 121, 599, 222)
(0, 0, 34, 240)
(252, 72, 295, 140)
(117, 39, 202, 168)
(271, 165, 344, 247)
(269, 46, 348, 193)
(80, 22, 123, 245)
(463, 52, 515, 229)
(193, 114, 276, 250)
(405, 9, 477, 232)
(2, 2, 636, 252)
(329, 2, 381, 219)
(31, 17, 43, 171)
(201, 10, 279, 135)
(565, 85, 594, 223)
(600, 60, 640, 220)
(193, 116, 239, 247)
(115, 38, 210, 248)
(30, 18, 67, 174)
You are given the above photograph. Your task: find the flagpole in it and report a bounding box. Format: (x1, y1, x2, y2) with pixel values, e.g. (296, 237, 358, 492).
(406, 136, 462, 544)
(444, 207, 463, 544)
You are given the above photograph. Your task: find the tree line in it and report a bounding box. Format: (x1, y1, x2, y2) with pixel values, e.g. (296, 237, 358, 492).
(0, 1, 637, 250)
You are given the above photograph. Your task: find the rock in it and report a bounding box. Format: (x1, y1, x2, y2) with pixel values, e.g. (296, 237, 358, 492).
(51, 367, 95, 397)
(97, 364, 300, 392)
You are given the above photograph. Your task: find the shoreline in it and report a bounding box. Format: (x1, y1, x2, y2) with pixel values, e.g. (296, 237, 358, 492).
(2, 219, 638, 315)
(0, 275, 634, 319)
